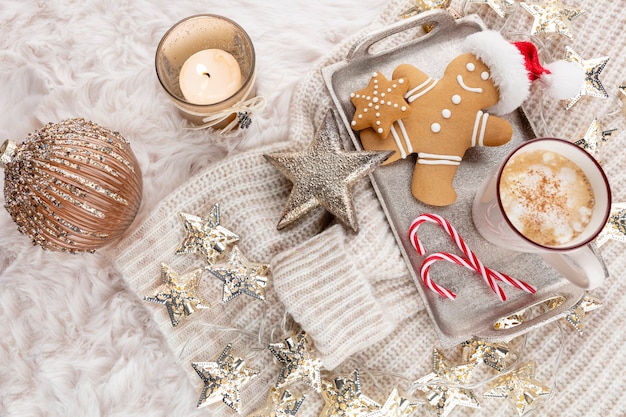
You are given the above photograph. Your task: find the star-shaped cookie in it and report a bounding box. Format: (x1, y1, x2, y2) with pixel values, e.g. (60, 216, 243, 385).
(350, 71, 412, 138)
(268, 330, 322, 392)
(144, 263, 208, 327)
(176, 203, 240, 265)
(520, 0, 584, 40)
(264, 110, 392, 231)
(192, 344, 259, 412)
(206, 246, 269, 303)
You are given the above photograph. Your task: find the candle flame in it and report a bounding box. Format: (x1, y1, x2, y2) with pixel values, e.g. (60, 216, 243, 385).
(195, 64, 210, 77)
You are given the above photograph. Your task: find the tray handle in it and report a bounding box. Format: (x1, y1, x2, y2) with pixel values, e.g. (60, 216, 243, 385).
(346, 9, 458, 61)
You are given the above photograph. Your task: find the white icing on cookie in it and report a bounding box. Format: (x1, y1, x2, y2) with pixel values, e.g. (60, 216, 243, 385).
(442, 109, 451, 118)
(452, 94, 461, 104)
(471, 110, 490, 147)
(456, 75, 483, 93)
(417, 152, 462, 166)
(406, 78, 438, 103)
(431, 123, 441, 133)
(466, 62, 475, 71)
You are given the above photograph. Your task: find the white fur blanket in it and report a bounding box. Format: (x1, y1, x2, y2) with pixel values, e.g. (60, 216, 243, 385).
(1, 1, 625, 416)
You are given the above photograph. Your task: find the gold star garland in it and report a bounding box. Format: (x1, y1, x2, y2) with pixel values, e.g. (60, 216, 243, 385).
(191, 344, 259, 412)
(206, 245, 270, 303)
(268, 330, 322, 392)
(414, 349, 480, 417)
(248, 387, 306, 417)
(468, 0, 515, 18)
(564, 47, 610, 110)
(520, 0, 584, 40)
(462, 339, 510, 372)
(483, 361, 551, 416)
(544, 295, 602, 335)
(143, 263, 208, 327)
(319, 370, 381, 417)
(596, 202, 626, 246)
(400, 0, 451, 19)
(176, 203, 240, 265)
(365, 388, 419, 417)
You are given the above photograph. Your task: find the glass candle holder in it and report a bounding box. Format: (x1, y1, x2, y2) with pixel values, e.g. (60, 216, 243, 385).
(155, 14, 257, 130)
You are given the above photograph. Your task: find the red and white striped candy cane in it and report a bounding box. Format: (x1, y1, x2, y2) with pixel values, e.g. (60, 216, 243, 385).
(408, 213, 536, 301)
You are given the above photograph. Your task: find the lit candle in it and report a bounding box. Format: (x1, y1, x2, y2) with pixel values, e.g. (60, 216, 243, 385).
(179, 49, 242, 105)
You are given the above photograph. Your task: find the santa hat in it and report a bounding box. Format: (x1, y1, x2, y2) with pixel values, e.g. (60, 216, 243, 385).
(464, 30, 584, 115)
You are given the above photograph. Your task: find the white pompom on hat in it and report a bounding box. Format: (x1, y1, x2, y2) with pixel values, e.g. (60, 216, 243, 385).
(464, 30, 585, 115)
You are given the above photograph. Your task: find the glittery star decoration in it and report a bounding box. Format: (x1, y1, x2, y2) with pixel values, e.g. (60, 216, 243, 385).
(206, 246, 269, 303)
(320, 369, 381, 417)
(350, 72, 412, 138)
(574, 117, 602, 160)
(400, 0, 450, 18)
(365, 388, 419, 417)
(176, 203, 240, 264)
(414, 349, 480, 417)
(144, 263, 208, 327)
(562, 295, 603, 335)
(596, 202, 626, 246)
(483, 361, 551, 416)
(564, 46, 610, 110)
(268, 330, 322, 392)
(462, 339, 510, 372)
(468, 0, 515, 18)
(519, 0, 584, 40)
(248, 387, 306, 417)
(493, 313, 525, 330)
(191, 344, 259, 412)
(264, 110, 392, 232)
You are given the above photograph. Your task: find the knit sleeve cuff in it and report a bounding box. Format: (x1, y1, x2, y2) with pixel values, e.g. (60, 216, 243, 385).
(271, 225, 399, 370)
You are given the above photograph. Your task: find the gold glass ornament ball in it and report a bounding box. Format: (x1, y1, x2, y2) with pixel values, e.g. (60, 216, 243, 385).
(1, 118, 143, 253)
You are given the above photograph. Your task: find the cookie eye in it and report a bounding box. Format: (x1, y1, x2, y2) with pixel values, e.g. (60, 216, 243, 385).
(481, 71, 490, 80)
(466, 63, 475, 72)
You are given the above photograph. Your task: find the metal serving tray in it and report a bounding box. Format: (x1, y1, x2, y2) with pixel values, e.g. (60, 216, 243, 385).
(322, 10, 607, 347)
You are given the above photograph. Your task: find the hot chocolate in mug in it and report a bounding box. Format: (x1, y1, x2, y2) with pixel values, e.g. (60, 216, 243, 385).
(473, 138, 611, 289)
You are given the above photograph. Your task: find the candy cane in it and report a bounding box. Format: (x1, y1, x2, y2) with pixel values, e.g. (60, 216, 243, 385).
(408, 213, 536, 301)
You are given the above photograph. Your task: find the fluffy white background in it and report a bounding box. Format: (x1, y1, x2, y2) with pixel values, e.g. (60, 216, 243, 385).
(1, 1, 626, 417)
(0, 1, 386, 416)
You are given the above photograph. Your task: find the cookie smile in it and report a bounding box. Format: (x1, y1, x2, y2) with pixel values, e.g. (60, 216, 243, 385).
(457, 74, 483, 93)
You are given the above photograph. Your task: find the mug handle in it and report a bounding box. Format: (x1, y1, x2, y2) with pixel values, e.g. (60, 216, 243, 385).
(539, 243, 608, 290)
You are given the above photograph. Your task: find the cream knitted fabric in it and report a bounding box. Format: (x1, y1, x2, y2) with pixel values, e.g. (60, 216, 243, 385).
(113, 0, 626, 416)
(113, 0, 414, 412)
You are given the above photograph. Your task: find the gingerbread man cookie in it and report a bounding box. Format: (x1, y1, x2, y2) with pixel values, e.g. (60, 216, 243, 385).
(357, 54, 512, 206)
(350, 30, 584, 207)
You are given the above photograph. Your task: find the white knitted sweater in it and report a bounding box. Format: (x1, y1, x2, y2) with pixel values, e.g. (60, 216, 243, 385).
(115, 1, 626, 416)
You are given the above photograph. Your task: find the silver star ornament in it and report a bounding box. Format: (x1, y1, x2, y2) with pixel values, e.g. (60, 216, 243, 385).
(268, 330, 322, 392)
(248, 388, 306, 417)
(176, 203, 240, 265)
(564, 46, 609, 110)
(192, 344, 259, 412)
(144, 263, 208, 327)
(264, 110, 391, 232)
(206, 246, 270, 303)
(320, 369, 381, 416)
